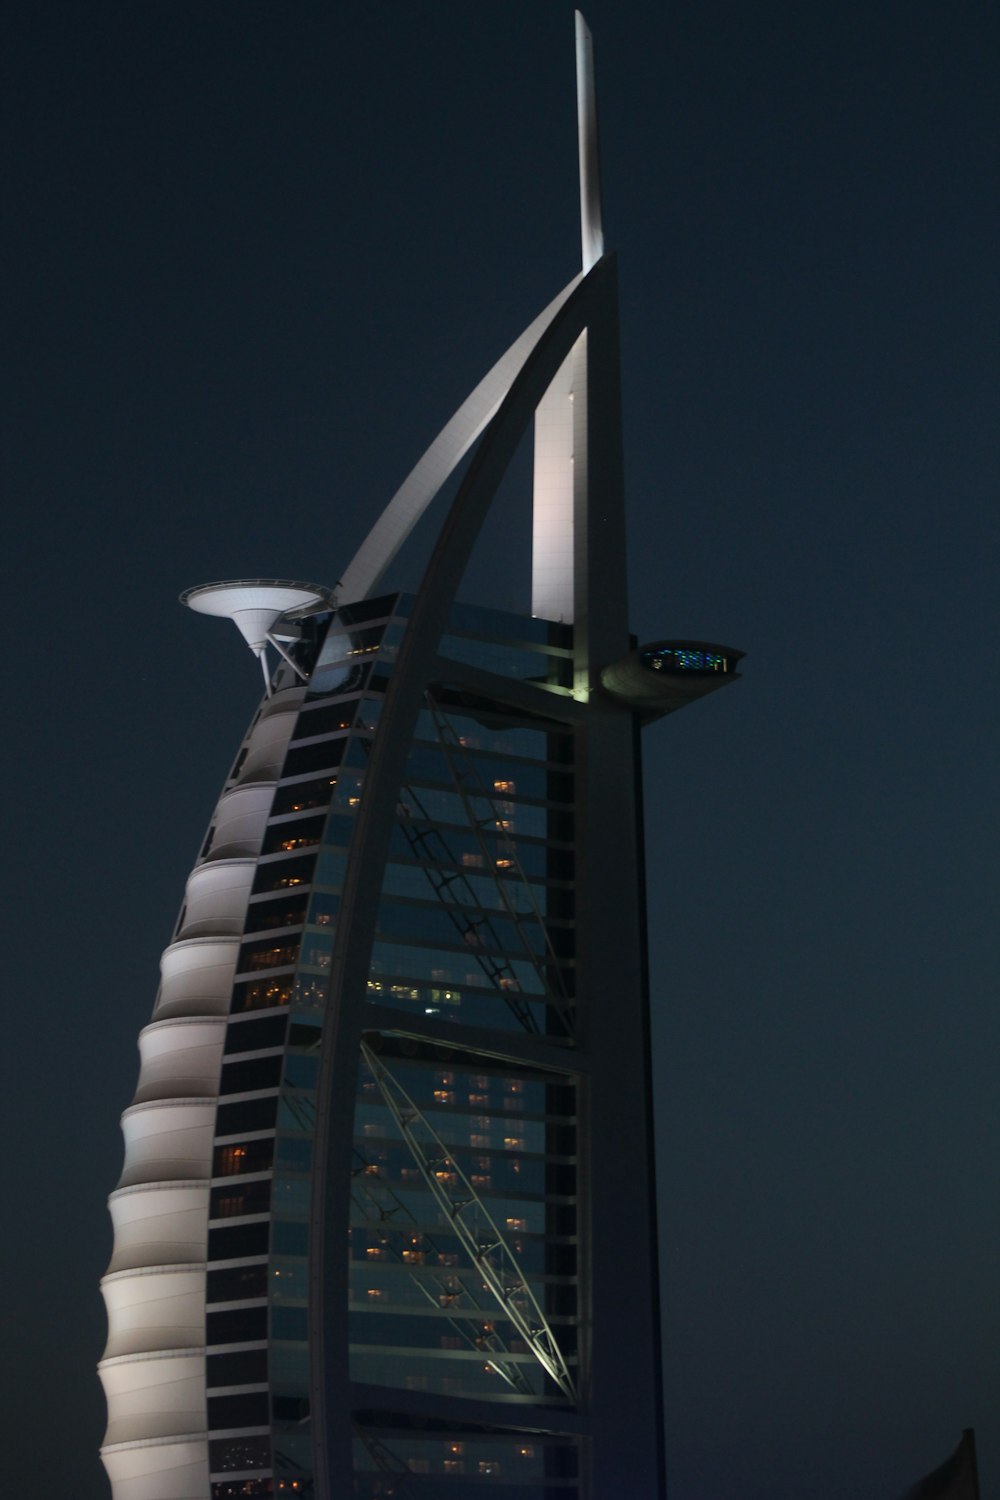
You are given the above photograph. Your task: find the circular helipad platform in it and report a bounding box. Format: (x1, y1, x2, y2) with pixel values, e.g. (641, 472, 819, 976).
(180, 579, 333, 652)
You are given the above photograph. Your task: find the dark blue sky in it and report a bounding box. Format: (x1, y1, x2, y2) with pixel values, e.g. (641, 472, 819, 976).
(4, 3, 999, 1497)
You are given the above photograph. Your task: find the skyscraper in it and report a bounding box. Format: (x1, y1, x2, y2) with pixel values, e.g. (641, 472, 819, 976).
(99, 15, 741, 1499)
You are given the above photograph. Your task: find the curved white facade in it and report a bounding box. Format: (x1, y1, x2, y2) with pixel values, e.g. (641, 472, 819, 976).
(100, 696, 302, 1500)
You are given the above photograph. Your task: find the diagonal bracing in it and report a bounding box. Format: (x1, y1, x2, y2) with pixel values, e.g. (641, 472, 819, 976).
(360, 1040, 577, 1402)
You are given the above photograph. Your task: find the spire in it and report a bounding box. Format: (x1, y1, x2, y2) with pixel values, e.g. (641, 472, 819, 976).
(575, 11, 605, 272)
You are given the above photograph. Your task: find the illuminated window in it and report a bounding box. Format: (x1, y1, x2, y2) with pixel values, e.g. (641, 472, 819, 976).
(503, 1136, 525, 1150)
(479, 1461, 500, 1476)
(365, 1247, 386, 1260)
(505, 1217, 527, 1231)
(217, 1146, 248, 1176)
(470, 1134, 490, 1148)
(366, 1287, 385, 1300)
(493, 779, 516, 793)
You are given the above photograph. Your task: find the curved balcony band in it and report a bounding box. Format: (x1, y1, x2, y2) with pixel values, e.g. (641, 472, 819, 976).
(100, 689, 304, 1498)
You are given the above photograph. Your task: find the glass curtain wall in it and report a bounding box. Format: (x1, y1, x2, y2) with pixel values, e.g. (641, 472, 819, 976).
(205, 596, 582, 1499)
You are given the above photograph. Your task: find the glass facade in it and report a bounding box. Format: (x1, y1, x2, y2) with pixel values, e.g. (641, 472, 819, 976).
(202, 595, 584, 1496)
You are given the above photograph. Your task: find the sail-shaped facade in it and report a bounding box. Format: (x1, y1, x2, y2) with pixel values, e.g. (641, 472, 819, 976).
(99, 15, 741, 1500)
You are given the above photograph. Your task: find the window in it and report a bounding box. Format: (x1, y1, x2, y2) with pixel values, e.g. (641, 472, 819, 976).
(207, 1348, 268, 1389)
(207, 1263, 268, 1304)
(213, 1140, 274, 1177)
(232, 979, 294, 1013)
(208, 1222, 269, 1262)
(219, 1055, 283, 1095)
(208, 1436, 270, 1473)
(208, 1392, 269, 1431)
(207, 1306, 268, 1345)
(224, 1015, 288, 1055)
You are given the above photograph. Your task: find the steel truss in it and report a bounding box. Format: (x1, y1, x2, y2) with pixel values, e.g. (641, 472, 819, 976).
(360, 1040, 577, 1402)
(424, 691, 575, 1040)
(350, 1146, 533, 1395)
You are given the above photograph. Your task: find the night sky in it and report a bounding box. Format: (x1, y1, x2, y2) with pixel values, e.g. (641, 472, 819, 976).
(5, 3, 999, 1497)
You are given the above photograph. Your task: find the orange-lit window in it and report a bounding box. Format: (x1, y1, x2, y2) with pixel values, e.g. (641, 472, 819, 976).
(217, 1146, 248, 1176)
